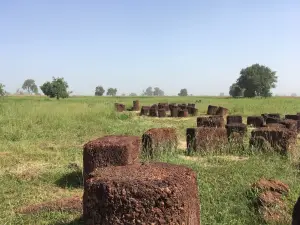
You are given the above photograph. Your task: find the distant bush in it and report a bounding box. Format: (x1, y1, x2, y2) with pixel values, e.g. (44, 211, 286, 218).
(40, 77, 69, 99)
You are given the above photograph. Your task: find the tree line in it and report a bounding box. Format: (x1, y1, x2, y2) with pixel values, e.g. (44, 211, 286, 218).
(0, 64, 279, 98)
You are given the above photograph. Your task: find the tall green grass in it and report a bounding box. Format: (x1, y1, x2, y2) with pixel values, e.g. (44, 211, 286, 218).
(0, 96, 300, 224)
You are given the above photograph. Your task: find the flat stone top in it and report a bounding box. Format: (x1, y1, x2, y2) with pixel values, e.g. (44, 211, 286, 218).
(84, 135, 140, 148)
(88, 162, 195, 183)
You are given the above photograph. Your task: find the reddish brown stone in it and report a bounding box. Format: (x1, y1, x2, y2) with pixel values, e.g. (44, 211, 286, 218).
(149, 106, 158, 117)
(264, 123, 286, 129)
(280, 119, 298, 132)
(285, 115, 300, 133)
(158, 108, 166, 117)
(285, 114, 300, 121)
(168, 103, 177, 111)
(225, 123, 247, 142)
(226, 115, 243, 124)
(216, 107, 229, 116)
(140, 106, 150, 116)
(83, 135, 141, 185)
(142, 128, 177, 158)
(83, 162, 201, 225)
(186, 127, 228, 153)
(266, 117, 282, 124)
(132, 100, 140, 111)
(178, 109, 189, 117)
(292, 196, 300, 225)
(247, 116, 264, 127)
(268, 113, 281, 119)
(158, 103, 169, 111)
(207, 105, 219, 115)
(170, 106, 179, 117)
(250, 127, 297, 154)
(249, 136, 272, 151)
(190, 107, 198, 116)
(197, 116, 225, 128)
(178, 104, 188, 110)
(115, 103, 125, 112)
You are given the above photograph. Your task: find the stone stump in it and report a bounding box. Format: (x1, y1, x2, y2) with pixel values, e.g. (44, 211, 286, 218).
(83, 135, 141, 185)
(83, 162, 201, 225)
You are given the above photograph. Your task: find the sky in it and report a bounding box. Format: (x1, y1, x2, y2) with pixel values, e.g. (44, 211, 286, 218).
(0, 0, 299, 96)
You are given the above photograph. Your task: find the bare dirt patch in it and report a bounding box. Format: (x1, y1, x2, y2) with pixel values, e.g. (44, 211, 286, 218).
(17, 196, 82, 214)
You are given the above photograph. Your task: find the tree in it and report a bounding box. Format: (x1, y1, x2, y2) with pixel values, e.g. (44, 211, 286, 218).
(129, 93, 137, 96)
(0, 83, 6, 96)
(95, 86, 105, 96)
(22, 79, 38, 94)
(235, 64, 277, 98)
(153, 87, 164, 96)
(178, 88, 188, 96)
(143, 87, 153, 96)
(40, 77, 69, 99)
(106, 88, 117, 96)
(229, 83, 244, 98)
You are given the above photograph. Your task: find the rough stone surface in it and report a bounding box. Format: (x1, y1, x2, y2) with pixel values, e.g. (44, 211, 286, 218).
(264, 123, 286, 129)
(149, 106, 158, 117)
(168, 103, 177, 111)
(292, 196, 300, 225)
(285, 114, 300, 121)
(247, 116, 264, 127)
(142, 128, 177, 158)
(207, 105, 219, 115)
(266, 117, 282, 124)
(115, 103, 126, 112)
(170, 106, 179, 117)
(178, 109, 189, 117)
(268, 113, 281, 119)
(158, 108, 167, 118)
(225, 123, 247, 142)
(132, 100, 140, 111)
(250, 128, 297, 154)
(280, 119, 298, 132)
(226, 115, 243, 124)
(216, 107, 229, 116)
(140, 106, 150, 116)
(249, 136, 272, 151)
(285, 115, 300, 132)
(83, 162, 201, 225)
(197, 116, 225, 128)
(158, 103, 169, 111)
(186, 127, 228, 152)
(178, 104, 188, 110)
(83, 135, 141, 184)
(188, 107, 198, 116)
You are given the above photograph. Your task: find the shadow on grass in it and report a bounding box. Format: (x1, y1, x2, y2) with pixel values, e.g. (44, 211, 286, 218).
(54, 217, 83, 225)
(55, 171, 83, 189)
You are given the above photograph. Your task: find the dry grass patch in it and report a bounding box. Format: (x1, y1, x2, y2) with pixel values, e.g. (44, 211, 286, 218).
(1, 161, 53, 180)
(17, 196, 82, 214)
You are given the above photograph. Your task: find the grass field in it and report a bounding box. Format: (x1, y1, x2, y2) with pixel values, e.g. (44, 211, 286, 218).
(1, 96, 300, 225)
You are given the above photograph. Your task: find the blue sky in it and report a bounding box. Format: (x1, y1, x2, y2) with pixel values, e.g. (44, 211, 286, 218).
(0, 0, 299, 96)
